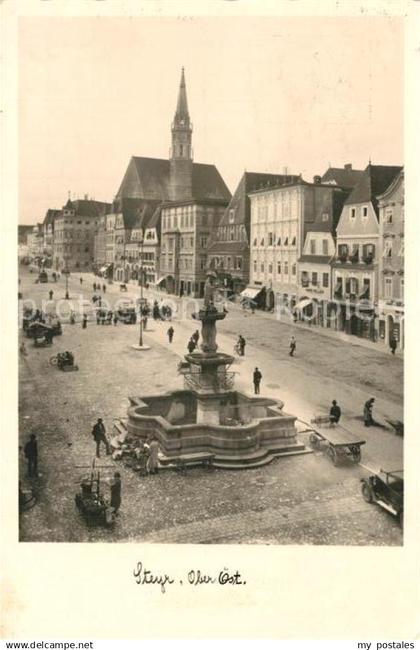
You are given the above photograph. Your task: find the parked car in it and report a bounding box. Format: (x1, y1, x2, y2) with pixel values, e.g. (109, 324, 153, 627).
(361, 469, 404, 527)
(117, 301, 137, 324)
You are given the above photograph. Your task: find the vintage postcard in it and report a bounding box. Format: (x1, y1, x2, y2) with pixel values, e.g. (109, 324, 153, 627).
(1, 0, 419, 641)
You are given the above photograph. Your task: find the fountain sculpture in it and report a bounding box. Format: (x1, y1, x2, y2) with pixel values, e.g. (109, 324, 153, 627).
(117, 272, 307, 468)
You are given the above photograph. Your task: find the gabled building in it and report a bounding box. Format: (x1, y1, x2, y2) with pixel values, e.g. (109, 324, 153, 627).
(377, 169, 404, 350)
(331, 164, 402, 340)
(207, 172, 299, 296)
(113, 198, 161, 283)
(42, 209, 61, 258)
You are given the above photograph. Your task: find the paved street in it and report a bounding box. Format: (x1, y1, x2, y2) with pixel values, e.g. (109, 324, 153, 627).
(19, 269, 403, 544)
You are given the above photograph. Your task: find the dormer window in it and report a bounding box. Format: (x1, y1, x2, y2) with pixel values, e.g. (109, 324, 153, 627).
(228, 209, 235, 224)
(350, 207, 356, 219)
(362, 206, 368, 218)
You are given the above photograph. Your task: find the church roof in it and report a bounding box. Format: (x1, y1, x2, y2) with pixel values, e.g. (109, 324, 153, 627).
(116, 156, 231, 203)
(115, 197, 161, 230)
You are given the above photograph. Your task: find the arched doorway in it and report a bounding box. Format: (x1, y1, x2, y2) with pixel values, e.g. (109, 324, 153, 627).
(166, 275, 175, 294)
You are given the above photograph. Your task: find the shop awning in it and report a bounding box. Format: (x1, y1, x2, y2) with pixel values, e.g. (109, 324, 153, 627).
(155, 276, 168, 286)
(295, 298, 313, 311)
(240, 286, 264, 300)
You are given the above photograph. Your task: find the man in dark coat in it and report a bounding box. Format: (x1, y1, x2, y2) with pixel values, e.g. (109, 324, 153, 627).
(92, 418, 110, 457)
(289, 336, 296, 357)
(238, 335, 246, 356)
(187, 338, 196, 354)
(167, 326, 174, 343)
(253, 367, 262, 394)
(390, 336, 397, 355)
(192, 330, 200, 345)
(109, 471, 121, 514)
(24, 434, 38, 478)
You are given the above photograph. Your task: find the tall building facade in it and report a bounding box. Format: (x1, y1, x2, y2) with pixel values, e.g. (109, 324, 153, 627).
(377, 169, 404, 349)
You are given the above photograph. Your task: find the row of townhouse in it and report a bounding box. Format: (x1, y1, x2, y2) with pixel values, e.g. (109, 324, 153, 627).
(246, 165, 404, 350)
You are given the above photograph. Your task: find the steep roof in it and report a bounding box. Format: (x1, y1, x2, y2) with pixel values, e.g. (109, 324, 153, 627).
(114, 198, 161, 230)
(174, 67, 189, 122)
(43, 209, 61, 227)
(345, 164, 403, 214)
(321, 166, 364, 189)
(64, 199, 112, 217)
(116, 156, 231, 203)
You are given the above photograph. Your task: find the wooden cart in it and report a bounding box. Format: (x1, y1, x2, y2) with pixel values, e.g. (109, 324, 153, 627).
(307, 421, 366, 465)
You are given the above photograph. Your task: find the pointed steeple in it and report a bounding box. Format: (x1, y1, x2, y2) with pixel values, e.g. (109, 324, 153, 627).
(174, 67, 189, 123)
(170, 67, 193, 201)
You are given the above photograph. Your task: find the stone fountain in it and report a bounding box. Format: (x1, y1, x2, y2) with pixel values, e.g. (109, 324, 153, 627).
(117, 272, 307, 468)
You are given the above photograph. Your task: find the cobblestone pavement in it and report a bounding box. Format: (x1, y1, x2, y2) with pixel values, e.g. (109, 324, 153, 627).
(18, 270, 403, 544)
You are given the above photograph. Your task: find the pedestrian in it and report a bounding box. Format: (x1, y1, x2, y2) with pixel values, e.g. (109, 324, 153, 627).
(102, 284, 106, 293)
(24, 433, 38, 478)
(93, 282, 96, 292)
(192, 329, 200, 345)
(80, 277, 83, 285)
(113, 313, 118, 326)
(70, 310, 76, 325)
(146, 436, 159, 474)
(390, 336, 397, 355)
(238, 335, 246, 356)
(187, 337, 196, 354)
(142, 315, 148, 331)
(253, 367, 262, 394)
(329, 400, 341, 424)
(167, 326, 174, 343)
(363, 398, 375, 427)
(109, 471, 122, 515)
(91, 418, 110, 458)
(82, 314, 88, 329)
(98, 297, 102, 308)
(96, 310, 101, 325)
(48, 289, 54, 300)
(19, 341, 28, 356)
(289, 336, 296, 357)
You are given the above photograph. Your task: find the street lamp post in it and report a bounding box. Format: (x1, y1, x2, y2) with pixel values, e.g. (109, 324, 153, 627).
(64, 254, 70, 299)
(132, 235, 150, 351)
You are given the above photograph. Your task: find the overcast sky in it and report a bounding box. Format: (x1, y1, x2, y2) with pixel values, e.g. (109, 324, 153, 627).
(19, 15, 403, 224)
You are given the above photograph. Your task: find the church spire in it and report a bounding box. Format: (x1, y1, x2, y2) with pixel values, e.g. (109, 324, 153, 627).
(174, 67, 189, 123)
(170, 67, 193, 201)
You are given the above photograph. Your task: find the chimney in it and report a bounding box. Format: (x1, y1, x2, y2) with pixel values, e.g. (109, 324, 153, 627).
(344, 164, 352, 171)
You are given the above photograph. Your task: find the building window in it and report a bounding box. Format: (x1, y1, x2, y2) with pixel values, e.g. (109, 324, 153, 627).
(310, 240, 316, 254)
(253, 238, 257, 246)
(284, 261, 288, 275)
(400, 277, 404, 299)
(311, 272, 318, 286)
(384, 277, 392, 299)
(350, 207, 356, 219)
(227, 257, 231, 269)
(268, 232, 273, 246)
(322, 212, 329, 222)
(260, 238, 265, 246)
(268, 263, 273, 274)
(362, 206, 368, 218)
(322, 239, 328, 255)
(383, 240, 393, 257)
(301, 271, 309, 287)
(277, 236, 281, 246)
(399, 240, 404, 257)
(385, 208, 393, 223)
(284, 237, 288, 246)
(291, 263, 296, 276)
(253, 260, 257, 273)
(228, 209, 235, 224)
(277, 261, 281, 275)
(323, 273, 329, 288)
(236, 257, 242, 270)
(261, 263, 264, 273)
(291, 236, 296, 246)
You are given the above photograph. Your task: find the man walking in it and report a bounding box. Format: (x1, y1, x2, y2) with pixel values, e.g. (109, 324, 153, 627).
(192, 329, 200, 346)
(103, 284, 106, 293)
(91, 418, 110, 457)
(24, 433, 38, 478)
(167, 326, 174, 343)
(238, 335, 246, 356)
(253, 367, 262, 394)
(82, 314, 88, 329)
(363, 398, 375, 427)
(289, 336, 296, 357)
(49, 289, 54, 300)
(389, 336, 397, 355)
(187, 337, 196, 354)
(109, 471, 122, 515)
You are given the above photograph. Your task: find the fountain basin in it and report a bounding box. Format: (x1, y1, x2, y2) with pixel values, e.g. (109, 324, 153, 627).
(121, 390, 308, 468)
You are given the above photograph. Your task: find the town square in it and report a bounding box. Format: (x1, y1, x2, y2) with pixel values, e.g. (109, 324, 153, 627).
(17, 16, 404, 545)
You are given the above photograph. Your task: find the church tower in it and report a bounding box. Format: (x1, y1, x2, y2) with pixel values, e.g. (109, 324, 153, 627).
(169, 68, 193, 201)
